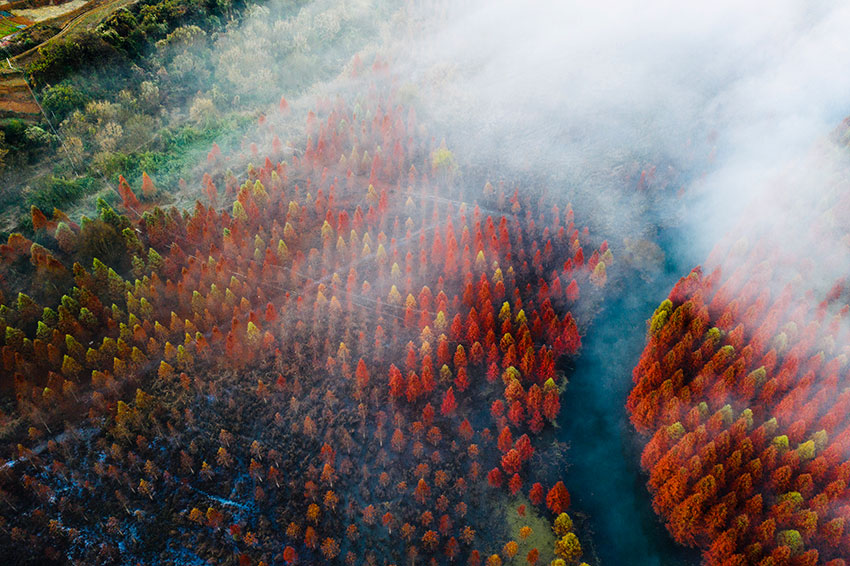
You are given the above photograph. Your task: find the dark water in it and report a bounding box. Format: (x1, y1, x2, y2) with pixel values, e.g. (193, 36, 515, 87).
(557, 225, 705, 566)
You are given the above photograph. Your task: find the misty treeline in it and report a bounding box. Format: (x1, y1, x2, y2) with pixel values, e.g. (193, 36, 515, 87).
(628, 139, 850, 565)
(1, 0, 402, 235)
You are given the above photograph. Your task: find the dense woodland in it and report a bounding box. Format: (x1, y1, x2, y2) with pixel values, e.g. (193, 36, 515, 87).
(3, 1, 848, 565)
(0, 65, 607, 564)
(627, 141, 850, 565)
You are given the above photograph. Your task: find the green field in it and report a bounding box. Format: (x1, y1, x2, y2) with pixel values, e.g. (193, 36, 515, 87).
(0, 19, 26, 40)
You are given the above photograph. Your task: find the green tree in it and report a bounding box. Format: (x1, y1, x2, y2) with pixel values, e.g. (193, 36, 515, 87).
(41, 84, 89, 121)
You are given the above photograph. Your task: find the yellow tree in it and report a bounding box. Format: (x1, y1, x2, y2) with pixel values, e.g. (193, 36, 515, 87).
(320, 537, 340, 559)
(554, 533, 582, 562)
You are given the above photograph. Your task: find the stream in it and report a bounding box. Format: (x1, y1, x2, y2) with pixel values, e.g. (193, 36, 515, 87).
(558, 224, 706, 566)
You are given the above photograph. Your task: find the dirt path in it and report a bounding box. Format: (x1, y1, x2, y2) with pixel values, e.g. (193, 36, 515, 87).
(12, 0, 138, 67)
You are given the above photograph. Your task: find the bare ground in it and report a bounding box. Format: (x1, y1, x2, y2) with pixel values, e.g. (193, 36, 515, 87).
(12, 0, 89, 23)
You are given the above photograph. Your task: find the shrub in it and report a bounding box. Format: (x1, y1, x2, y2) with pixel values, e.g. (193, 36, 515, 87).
(41, 84, 89, 122)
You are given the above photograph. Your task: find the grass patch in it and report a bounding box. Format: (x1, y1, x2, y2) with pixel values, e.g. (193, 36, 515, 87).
(24, 174, 95, 213)
(506, 495, 557, 564)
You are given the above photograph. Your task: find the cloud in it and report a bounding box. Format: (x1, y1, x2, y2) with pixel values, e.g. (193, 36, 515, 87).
(358, 1, 845, 250)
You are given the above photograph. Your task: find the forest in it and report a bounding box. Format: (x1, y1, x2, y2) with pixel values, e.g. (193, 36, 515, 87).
(0, 65, 606, 564)
(2, 1, 850, 566)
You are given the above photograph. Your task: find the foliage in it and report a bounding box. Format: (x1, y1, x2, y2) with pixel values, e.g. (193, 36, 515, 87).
(0, 83, 604, 565)
(3, 23, 61, 57)
(28, 31, 116, 88)
(4, 0, 401, 234)
(628, 188, 850, 566)
(0, 131, 8, 171)
(41, 83, 90, 122)
(25, 175, 93, 212)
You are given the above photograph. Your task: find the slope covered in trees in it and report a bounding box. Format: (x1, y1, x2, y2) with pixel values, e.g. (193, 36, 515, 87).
(627, 141, 850, 565)
(0, 65, 607, 565)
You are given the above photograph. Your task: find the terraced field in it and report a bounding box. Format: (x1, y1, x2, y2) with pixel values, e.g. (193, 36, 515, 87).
(0, 0, 135, 119)
(0, 18, 24, 38)
(0, 70, 39, 117)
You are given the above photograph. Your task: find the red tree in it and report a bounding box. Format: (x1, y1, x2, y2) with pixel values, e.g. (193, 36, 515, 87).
(441, 387, 457, 416)
(546, 481, 570, 514)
